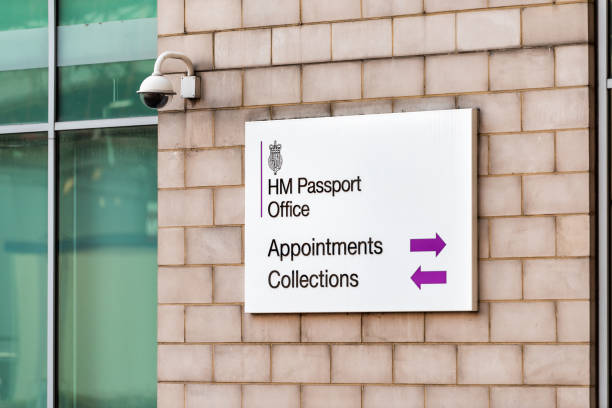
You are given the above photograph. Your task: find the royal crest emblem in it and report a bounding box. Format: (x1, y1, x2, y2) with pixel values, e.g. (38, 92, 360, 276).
(268, 140, 283, 175)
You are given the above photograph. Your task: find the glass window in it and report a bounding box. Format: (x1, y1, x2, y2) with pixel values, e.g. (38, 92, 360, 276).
(57, 126, 157, 408)
(57, 0, 157, 121)
(0, 133, 48, 408)
(0, 0, 48, 125)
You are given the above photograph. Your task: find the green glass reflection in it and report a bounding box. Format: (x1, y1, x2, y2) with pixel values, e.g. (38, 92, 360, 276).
(0, 0, 47, 31)
(0, 69, 48, 125)
(0, 133, 48, 408)
(0, 0, 47, 125)
(59, 0, 156, 26)
(58, 126, 157, 408)
(58, 60, 155, 122)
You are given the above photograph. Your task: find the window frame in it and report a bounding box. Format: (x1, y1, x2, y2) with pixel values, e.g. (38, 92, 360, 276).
(0, 1, 158, 407)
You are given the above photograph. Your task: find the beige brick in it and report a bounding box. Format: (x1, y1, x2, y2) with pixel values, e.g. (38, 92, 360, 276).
(215, 108, 269, 147)
(363, 58, 423, 98)
(479, 135, 488, 175)
(191, 70, 242, 109)
(185, 305, 241, 342)
(490, 302, 556, 342)
(158, 74, 185, 112)
(214, 187, 244, 225)
(458, 93, 521, 133)
(243, 385, 300, 408)
(185, 0, 241, 32)
(425, 303, 489, 342)
(478, 176, 521, 216)
(185, 227, 242, 264)
(271, 103, 331, 119)
(303, 62, 361, 102)
(158, 305, 184, 342)
(523, 88, 590, 131)
(393, 96, 455, 113)
(301, 313, 361, 342)
(490, 217, 555, 258)
(523, 4, 590, 46)
(332, 20, 392, 60)
(215, 345, 270, 382)
(364, 0, 422, 17)
(272, 24, 331, 65)
(557, 215, 590, 256)
(331, 345, 392, 383)
(558, 301, 590, 342)
(244, 66, 301, 106)
(158, 151, 184, 188)
(557, 130, 590, 172)
(243, 0, 300, 27)
(557, 387, 590, 408)
(302, 386, 361, 408)
(301, 0, 361, 23)
(393, 14, 455, 56)
(479, 219, 489, 258)
(362, 313, 424, 342)
(489, 0, 550, 5)
(185, 148, 242, 187)
(271, 345, 330, 383)
(158, 228, 184, 265)
(479, 260, 522, 300)
(394, 345, 456, 384)
(426, 53, 487, 94)
(243, 313, 300, 342)
(426, 387, 489, 408)
(491, 387, 555, 408)
(159, 112, 186, 149)
(186, 384, 241, 408)
(457, 9, 520, 51)
(158, 383, 184, 408)
(490, 48, 554, 91)
(489, 133, 554, 175)
(158, 345, 212, 381)
(524, 345, 590, 384)
(524, 258, 590, 300)
(214, 265, 244, 302)
(424, 0, 486, 12)
(363, 386, 424, 408)
(158, 0, 184, 35)
(158, 34, 213, 73)
(215, 29, 271, 69)
(159, 266, 213, 303)
(158, 189, 213, 227)
(186, 110, 214, 148)
(458, 345, 522, 384)
(332, 100, 392, 116)
(556, 45, 590, 87)
(524, 174, 589, 215)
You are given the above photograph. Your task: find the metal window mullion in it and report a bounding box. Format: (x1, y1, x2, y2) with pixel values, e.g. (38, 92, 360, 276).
(47, 0, 56, 406)
(54, 116, 158, 131)
(598, 0, 610, 407)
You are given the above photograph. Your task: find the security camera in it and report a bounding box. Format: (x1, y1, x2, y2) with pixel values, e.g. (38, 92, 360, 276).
(138, 51, 201, 109)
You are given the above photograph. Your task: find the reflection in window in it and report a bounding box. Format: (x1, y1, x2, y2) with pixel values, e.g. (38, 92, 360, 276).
(57, 0, 157, 121)
(0, 0, 48, 125)
(58, 126, 157, 408)
(0, 133, 48, 408)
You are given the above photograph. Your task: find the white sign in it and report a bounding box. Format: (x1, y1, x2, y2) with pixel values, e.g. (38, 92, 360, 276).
(245, 109, 477, 313)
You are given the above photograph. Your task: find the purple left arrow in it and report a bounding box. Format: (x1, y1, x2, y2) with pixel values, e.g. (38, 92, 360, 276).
(411, 266, 447, 290)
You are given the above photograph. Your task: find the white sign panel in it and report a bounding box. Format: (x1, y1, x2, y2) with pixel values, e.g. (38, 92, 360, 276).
(245, 109, 477, 313)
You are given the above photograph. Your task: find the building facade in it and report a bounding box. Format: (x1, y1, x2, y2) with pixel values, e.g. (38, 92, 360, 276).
(156, 1, 597, 407)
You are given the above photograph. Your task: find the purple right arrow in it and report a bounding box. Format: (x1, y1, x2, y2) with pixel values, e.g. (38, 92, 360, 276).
(411, 266, 447, 290)
(410, 233, 446, 256)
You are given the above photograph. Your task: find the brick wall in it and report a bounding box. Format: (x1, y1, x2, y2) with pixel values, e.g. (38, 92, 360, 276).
(156, 0, 596, 407)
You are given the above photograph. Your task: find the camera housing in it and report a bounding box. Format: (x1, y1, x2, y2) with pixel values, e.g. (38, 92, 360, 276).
(137, 51, 201, 110)
(137, 74, 176, 109)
